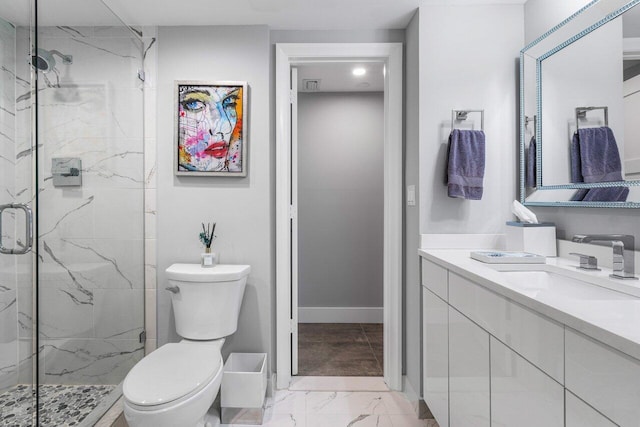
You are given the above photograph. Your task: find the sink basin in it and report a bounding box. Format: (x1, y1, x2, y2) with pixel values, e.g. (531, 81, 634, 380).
(499, 270, 633, 301)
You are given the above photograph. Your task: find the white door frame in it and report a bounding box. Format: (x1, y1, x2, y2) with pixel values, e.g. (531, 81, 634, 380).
(275, 43, 404, 391)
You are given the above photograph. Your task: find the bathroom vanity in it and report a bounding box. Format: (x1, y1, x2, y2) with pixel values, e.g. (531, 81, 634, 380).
(420, 249, 640, 427)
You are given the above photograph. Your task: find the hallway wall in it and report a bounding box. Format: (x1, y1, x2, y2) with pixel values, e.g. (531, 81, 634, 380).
(297, 92, 384, 322)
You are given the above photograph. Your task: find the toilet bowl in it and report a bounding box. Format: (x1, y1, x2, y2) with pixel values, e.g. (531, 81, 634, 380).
(122, 264, 251, 427)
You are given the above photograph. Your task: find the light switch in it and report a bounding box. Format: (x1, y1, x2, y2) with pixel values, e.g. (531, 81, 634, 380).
(407, 185, 416, 206)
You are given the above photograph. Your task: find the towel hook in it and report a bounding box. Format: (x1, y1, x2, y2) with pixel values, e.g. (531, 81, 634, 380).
(575, 106, 608, 130)
(451, 109, 484, 131)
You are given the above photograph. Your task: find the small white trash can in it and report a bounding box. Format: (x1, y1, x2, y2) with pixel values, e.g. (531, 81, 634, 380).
(221, 353, 268, 425)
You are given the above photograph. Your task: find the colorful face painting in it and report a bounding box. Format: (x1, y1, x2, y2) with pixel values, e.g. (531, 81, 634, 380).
(176, 82, 246, 175)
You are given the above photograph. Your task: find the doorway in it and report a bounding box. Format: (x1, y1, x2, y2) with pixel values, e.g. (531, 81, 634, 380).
(275, 43, 403, 390)
(296, 65, 385, 376)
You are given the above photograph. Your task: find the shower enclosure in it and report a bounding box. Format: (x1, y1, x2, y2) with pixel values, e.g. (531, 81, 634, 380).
(0, 0, 145, 425)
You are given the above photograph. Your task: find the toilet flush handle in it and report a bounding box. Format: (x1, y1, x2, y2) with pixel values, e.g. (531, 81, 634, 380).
(165, 286, 180, 294)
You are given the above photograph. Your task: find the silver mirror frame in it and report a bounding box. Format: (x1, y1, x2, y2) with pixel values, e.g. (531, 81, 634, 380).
(520, 0, 640, 208)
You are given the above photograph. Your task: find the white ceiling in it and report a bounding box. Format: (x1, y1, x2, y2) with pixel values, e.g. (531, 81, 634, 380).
(0, 0, 526, 29)
(297, 62, 385, 93)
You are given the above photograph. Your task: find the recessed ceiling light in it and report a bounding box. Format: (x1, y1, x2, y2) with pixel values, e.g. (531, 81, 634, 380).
(352, 67, 366, 76)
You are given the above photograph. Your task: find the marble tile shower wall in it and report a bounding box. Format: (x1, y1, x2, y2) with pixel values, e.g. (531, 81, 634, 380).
(0, 18, 18, 393)
(31, 26, 146, 385)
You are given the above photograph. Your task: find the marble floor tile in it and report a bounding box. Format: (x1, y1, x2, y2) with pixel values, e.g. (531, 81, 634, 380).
(389, 414, 441, 427)
(216, 389, 435, 427)
(266, 390, 307, 414)
(289, 376, 388, 392)
(306, 391, 387, 415)
(306, 413, 393, 427)
(260, 411, 307, 427)
(381, 392, 418, 415)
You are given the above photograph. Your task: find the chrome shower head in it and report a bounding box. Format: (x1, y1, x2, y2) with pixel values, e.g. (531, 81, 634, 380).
(33, 48, 73, 73)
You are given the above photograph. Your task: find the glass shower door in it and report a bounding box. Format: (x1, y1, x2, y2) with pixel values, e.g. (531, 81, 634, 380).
(0, 1, 145, 425)
(0, 2, 37, 426)
(35, 1, 146, 425)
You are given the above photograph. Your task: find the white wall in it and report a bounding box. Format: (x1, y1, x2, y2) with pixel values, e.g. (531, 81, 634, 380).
(156, 26, 273, 368)
(524, 0, 591, 45)
(404, 9, 421, 397)
(418, 4, 524, 235)
(297, 92, 383, 311)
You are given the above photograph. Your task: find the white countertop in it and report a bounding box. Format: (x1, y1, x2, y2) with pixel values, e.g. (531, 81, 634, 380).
(419, 248, 640, 361)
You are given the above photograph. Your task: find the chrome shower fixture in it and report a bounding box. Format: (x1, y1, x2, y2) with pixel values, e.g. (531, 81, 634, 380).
(33, 48, 73, 73)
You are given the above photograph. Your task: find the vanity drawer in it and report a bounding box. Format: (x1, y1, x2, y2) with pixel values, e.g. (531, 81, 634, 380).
(449, 307, 490, 427)
(448, 272, 564, 383)
(421, 259, 448, 301)
(566, 390, 617, 427)
(566, 329, 640, 427)
(490, 337, 564, 427)
(423, 288, 449, 426)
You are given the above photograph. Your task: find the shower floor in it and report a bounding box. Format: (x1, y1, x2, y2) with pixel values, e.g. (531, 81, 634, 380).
(0, 384, 115, 427)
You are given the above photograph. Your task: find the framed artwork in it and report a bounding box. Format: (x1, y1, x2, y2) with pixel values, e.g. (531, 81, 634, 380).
(175, 80, 248, 176)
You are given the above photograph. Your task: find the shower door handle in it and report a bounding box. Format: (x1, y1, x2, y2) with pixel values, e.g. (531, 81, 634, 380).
(0, 204, 33, 255)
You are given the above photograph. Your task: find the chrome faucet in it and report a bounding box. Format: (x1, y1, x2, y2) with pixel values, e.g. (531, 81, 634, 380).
(572, 234, 637, 280)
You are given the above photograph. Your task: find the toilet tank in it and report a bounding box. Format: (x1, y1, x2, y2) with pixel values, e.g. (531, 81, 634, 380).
(165, 264, 251, 340)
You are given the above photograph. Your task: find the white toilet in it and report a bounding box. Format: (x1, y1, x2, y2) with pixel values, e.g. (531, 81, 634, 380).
(122, 263, 251, 427)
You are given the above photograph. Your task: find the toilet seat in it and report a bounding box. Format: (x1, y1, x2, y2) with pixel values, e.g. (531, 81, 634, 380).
(123, 343, 222, 409)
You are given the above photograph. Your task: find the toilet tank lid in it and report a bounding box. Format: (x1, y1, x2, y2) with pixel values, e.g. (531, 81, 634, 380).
(166, 264, 251, 282)
(123, 343, 222, 407)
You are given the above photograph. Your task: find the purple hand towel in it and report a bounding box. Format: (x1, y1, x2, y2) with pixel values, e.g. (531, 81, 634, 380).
(447, 129, 485, 200)
(570, 126, 626, 202)
(570, 132, 582, 183)
(526, 136, 536, 188)
(581, 186, 629, 202)
(573, 127, 623, 183)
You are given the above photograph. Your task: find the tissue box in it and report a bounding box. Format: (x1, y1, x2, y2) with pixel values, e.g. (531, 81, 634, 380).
(505, 221, 557, 257)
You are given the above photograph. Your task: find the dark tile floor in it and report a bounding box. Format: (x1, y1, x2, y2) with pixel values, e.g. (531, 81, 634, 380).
(298, 323, 383, 376)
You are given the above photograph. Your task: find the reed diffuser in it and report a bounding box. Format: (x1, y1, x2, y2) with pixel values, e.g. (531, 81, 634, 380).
(199, 222, 217, 267)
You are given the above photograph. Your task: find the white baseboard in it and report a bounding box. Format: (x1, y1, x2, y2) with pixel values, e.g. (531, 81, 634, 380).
(298, 307, 383, 323)
(268, 373, 276, 396)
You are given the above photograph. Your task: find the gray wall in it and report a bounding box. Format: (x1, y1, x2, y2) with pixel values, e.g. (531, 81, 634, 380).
(418, 4, 524, 235)
(297, 92, 384, 308)
(412, 2, 524, 400)
(523, 0, 640, 240)
(156, 26, 274, 369)
(524, 0, 591, 45)
(404, 9, 421, 395)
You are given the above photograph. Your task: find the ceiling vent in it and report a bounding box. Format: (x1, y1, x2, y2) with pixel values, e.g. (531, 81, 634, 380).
(302, 79, 321, 91)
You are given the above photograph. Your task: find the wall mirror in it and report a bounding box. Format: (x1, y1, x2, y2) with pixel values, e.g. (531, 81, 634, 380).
(521, 0, 640, 207)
